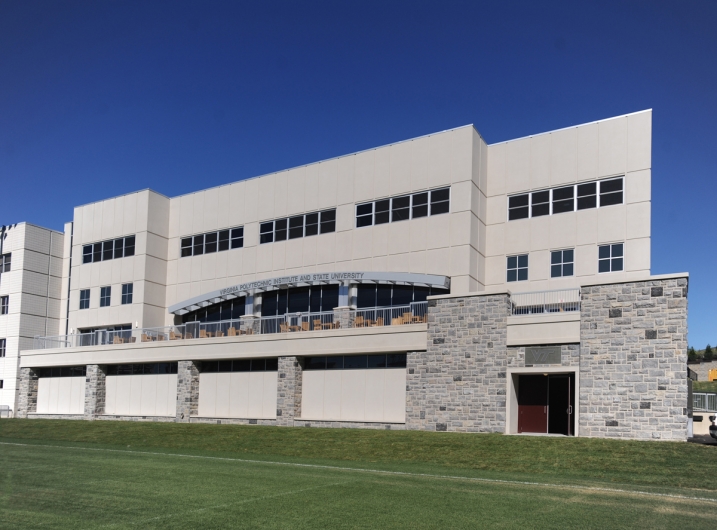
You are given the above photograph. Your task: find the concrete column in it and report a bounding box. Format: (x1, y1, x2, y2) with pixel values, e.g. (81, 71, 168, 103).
(16, 367, 38, 418)
(338, 282, 350, 307)
(276, 356, 302, 426)
(176, 360, 200, 422)
(244, 293, 255, 316)
(84, 364, 106, 419)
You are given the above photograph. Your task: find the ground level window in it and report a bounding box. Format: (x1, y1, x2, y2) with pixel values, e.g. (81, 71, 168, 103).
(507, 255, 528, 282)
(303, 354, 407, 370)
(598, 243, 623, 273)
(551, 249, 574, 278)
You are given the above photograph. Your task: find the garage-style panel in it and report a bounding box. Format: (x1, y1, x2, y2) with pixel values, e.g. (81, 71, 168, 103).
(36, 366, 86, 415)
(104, 363, 178, 417)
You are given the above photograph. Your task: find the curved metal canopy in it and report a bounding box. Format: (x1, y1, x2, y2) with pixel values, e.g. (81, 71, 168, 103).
(168, 271, 450, 316)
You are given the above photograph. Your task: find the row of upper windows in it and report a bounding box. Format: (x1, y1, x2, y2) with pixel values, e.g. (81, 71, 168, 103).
(260, 209, 336, 244)
(507, 243, 624, 282)
(181, 227, 243, 257)
(79, 284, 133, 309)
(82, 236, 135, 264)
(356, 187, 450, 228)
(508, 177, 623, 221)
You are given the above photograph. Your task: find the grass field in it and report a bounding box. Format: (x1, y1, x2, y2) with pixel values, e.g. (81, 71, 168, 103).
(1, 420, 716, 528)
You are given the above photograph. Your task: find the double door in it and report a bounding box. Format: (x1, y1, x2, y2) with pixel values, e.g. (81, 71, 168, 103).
(517, 373, 574, 436)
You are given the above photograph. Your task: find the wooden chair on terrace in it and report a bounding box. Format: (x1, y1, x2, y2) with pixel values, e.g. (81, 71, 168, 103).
(141, 333, 151, 342)
(353, 316, 364, 328)
(184, 332, 193, 339)
(374, 317, 384, 327)
(391, 317, 402, 326)
(301, 322, 310, 332)
(113, 337, 123, 344)
(313, 319, 323, 331)
(215, 330, 225, 337)
(280, 323, 289, 333)
(227, 327, 237, 337)
(169, 331, 182, 340)
(402, 312, 412, 325)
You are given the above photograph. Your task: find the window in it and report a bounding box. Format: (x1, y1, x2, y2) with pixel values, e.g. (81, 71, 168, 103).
(0, 380, 3, 389)
(508, 194, 530, 220)
(391, 196, 410, 222)
(100, 286, 111, 307)
(599, 178, 623, 206)
(551, 249, 574, 278)
(508, 177, 623, 220)
(0, 339, 5, 357)
(577, 182, 597, 210)
(552, 186, 574, 214)
(201, 358, 278, 373)
(36, 366, 87, 378)
(598, 243, 623, 273)
(230, 228, 243, 249)
(531, 190, 550, 217)
(320, 209, 336, 234)
(181, 226, 244, 257)
(79, 290, 90, 310)
(260, 210, 335, 244)
(0, 296, 7, 315)
(303, 354, 406, 370)
(82, 235, 136, 264)
(412, 192, 428, 218)
(356, 187, 449, 227)
(121, 283, 133, 305)
(507, 255, 528, 282)
(430, 188, 450, 215)
(106, 363, 178, 376)
(289, 215, 304, 239)
(0, 253, 10, 272)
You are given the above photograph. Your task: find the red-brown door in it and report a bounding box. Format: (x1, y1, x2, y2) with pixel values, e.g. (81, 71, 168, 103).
(518, 375, 548, 433)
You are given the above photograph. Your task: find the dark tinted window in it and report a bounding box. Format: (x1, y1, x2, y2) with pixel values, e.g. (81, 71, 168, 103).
(552, 186, 574, 214)
(391, 196, 410, 222)
(289, 216, 304, 239)
(374, 200, 390, 224)
(531, 191, 550, 217)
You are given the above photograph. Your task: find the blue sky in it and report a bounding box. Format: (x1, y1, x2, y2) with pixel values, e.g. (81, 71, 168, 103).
(1, 1, 715, 346)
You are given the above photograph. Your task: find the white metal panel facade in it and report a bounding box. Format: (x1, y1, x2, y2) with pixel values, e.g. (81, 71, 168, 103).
(197, 372, 277, 419)
(36, 377, 85, 414)
(104, 374, 177, 417)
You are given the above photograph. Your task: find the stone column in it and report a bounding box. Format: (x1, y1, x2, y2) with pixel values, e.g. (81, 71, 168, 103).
(176, 360, 200, 422)
(16, 367, 39, 418)
(405, 293, 512, 433)
(333, 307, 354, 330)
(84, 364, 106, 419)
(579, 277, 689, 441)
(276, 356, 302, 426)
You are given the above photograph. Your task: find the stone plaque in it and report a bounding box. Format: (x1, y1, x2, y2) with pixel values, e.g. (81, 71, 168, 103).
(525, 346, 562, 366)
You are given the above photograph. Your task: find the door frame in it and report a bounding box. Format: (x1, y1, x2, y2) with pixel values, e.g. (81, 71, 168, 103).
(506, 366, 579, 436)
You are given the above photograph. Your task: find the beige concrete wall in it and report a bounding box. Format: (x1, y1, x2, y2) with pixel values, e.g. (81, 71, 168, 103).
(36, 376, 85, 414)
(68, 190, 170, 331)
(165, 126, 486, 321)
(105, 374, 177, 416)
(484, 110, 652, 292)
(302, 368, 406, 423)
(197, 372, 277, 419)
(0, 223, 64, 410)
(506, 313, 581, 346)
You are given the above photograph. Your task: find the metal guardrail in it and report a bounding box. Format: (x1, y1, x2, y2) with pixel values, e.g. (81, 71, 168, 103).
(693, 393, 717, 412)
(32, 302, 429, 349)
(510, 289, 581, 316)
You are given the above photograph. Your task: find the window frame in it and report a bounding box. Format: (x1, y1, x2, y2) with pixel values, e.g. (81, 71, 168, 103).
(79, 290, 90, 310)
(121, 283, 133, 305)
(180, 226, 245, 256)
(550, 249, 575, 278)
(0, 253, 11, 272)
(0, 338, 5, 357)
(507, 176, 624, 221)
(99, 286, 111, 308)
(0, 296, 7, 315)
(506, 254, 529, 283)
(260, 210, 336, 244)
(355, 187, 450, 228)
(82, 235, 136, 264)
(598, 243, 624, 273)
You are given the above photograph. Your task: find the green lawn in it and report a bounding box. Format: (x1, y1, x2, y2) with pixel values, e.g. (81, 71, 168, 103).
(693, 381, 717, 393)
(1, 420, 715, 529)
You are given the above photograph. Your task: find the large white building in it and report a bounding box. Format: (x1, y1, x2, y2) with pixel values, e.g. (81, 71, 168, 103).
(7, 110, 690, 440)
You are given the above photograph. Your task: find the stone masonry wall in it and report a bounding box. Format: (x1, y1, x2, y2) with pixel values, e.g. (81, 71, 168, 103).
(579, 278, 689, 441)
(84, 364, 106, 419)
(176, 360, 200, 422)
(406, 294, 512, 432)
(16, 367, 38, 418)
(276, 356, 302, 426)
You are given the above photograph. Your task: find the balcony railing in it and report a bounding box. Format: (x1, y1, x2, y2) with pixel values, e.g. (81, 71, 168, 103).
(694, 393, 717, 412)
(510, 289, 581, 316)
(32, 302, 428, 350)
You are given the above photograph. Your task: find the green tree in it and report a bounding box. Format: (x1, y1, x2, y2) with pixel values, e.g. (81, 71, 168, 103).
(705, 344, 714, 362)
(688, 346, 697, 362)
